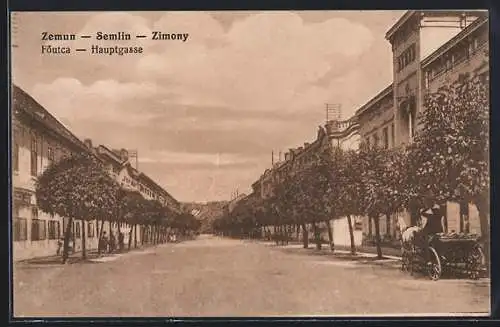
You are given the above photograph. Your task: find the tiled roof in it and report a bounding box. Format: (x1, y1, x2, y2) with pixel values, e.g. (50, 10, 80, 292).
(138, 172, 180, 206)
(12, 84, 89, 152)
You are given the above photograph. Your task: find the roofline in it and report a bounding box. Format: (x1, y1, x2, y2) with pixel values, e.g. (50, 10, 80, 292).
(354, 84, 394, 117)
(13, 85, 90, 153)
(385, 10, 418, 41)
(421, 16, 488, 68)
(138, 172, 180, 205)
(97, 145, 124, 164)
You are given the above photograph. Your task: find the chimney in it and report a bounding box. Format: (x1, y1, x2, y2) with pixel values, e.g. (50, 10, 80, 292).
(120, 148, 129, 161)
(83, 138, 93, 149)
(284, 152, 290, 161)
(304, 142, 310, 148)
(298, 146, 303, 151)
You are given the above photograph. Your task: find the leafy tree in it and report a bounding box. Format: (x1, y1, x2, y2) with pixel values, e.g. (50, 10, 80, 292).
(35, 153, 119, 263)
(357, 144, 409, 259)
(407, 73, 489, 253)
(116, 189, 146, 250)
(329, 148, 363, 255)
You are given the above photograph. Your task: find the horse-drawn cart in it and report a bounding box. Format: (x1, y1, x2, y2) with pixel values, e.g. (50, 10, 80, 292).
(401, 232, 485, 281)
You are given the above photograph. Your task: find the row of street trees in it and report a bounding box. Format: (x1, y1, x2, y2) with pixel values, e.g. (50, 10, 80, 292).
(213, 73, 489, 260)
(35, 153, 200, 263)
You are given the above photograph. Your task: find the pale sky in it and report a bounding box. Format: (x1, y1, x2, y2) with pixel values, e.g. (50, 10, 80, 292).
(11, 10, 405, 202)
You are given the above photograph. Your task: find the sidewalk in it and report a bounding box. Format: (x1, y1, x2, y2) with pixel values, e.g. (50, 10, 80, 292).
(256, 240, 402, 260)
(15, 241, 178, 266)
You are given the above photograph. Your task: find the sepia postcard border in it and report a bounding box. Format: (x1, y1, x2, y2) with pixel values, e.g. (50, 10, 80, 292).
(5, 0, 500, 325)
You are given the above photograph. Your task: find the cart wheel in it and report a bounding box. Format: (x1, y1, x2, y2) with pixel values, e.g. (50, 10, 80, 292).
(466, 245, 485, 280)
(428, 247, 442, 281)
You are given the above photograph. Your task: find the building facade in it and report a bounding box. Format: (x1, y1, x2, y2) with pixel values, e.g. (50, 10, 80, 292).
(252, 120, 363, 247)
(12, 85, 181, 261)
(353, 10, 489, 240)
(12, 85, 98, 260)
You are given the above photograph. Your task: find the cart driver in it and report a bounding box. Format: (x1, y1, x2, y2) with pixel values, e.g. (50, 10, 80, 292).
(421, 204, 446, 236)
(415, 204, 446, 264)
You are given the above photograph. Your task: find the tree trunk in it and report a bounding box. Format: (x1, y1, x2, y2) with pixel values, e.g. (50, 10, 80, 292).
(474, 195, 490, 267)
(97, 219, 105, 255)
(128, 224, 133, 251)
(141, 225, 145, 245)
(301, 223, 309, 249)
(313, 222, 321, 250)
(347, 215, 356, 255)
(373, 215, 383, 259)
(108, 221, 113, 238)
(134, 224, 138, 248)
(62, 217, 74, 264)
(386, 213, 391, 236)
(325, 219, 334, 251)
(81, 220, 87, 259)
(368, 216, 372, 237)
(96, 218, 100, 241)
(108, 220, 114, 252)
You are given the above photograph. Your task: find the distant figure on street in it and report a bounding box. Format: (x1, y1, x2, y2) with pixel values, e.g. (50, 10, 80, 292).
(109, 233, 116, 253)
(56, 237, 64, 256)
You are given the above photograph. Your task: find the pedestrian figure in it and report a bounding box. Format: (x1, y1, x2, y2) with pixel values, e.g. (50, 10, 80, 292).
(56, 237, 64, 256)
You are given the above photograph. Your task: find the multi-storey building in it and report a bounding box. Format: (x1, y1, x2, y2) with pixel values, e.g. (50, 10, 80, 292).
(11, 85, 181, 261)
(353, 10, 489, 240)
(12, 85, 97, 260)
(252, 120, 363, 246)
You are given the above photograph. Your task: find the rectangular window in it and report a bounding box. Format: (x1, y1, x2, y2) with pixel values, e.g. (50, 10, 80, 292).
(74, 221, 81, 239)
(397, 43, 416, 71)
(30, 134, 38, 176)
(31, 207, 38, 220)
(31, 219, 47, 241)
(14, 217, 28, 241)
(373, 133, 379, 148)
(13, 141, 19, 172)
(48, 220, 61, 240)
(87, 222, 95, 238)
(48, 146, 55, 163)
(383, 127, 389, 149)
(391, 123, 395, 146)
(13, 129, 20, 172)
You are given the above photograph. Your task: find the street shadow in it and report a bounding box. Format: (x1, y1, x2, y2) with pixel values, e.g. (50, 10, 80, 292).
(16, 251, 113, 266)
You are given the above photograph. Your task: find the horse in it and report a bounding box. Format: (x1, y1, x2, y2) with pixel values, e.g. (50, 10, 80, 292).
(396, 215, 422, 273)
(396, 215, 422, 246)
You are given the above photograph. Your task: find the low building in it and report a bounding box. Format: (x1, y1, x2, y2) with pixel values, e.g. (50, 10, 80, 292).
(11, 85, 181, 261)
